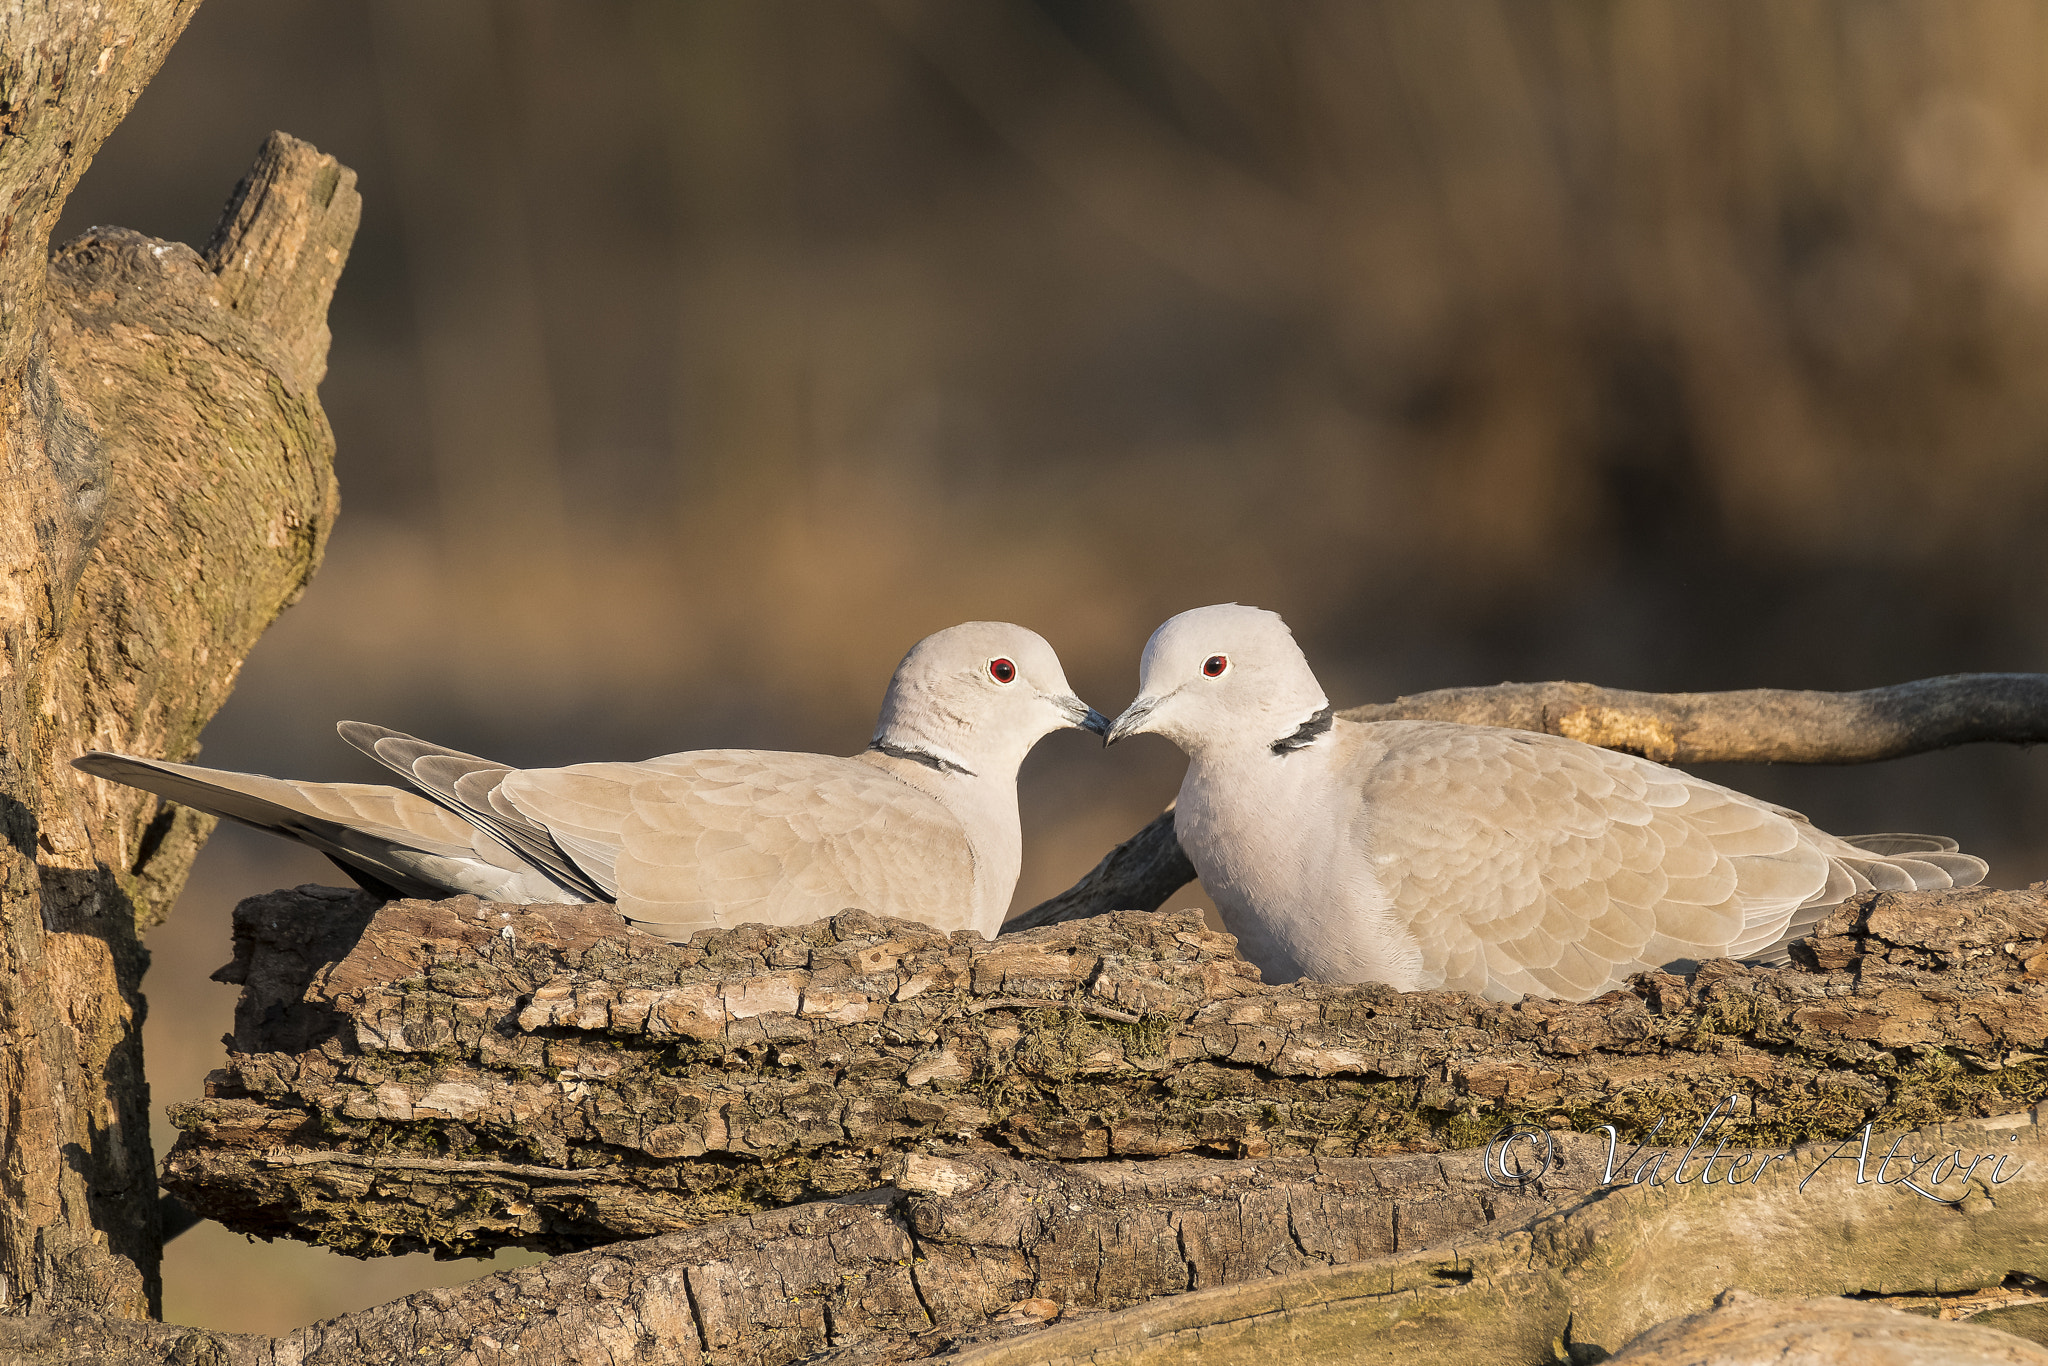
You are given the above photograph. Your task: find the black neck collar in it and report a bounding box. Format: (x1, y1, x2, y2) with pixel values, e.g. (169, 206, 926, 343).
(1271, 704, 1334, 755)
(869, 739, 976, 776)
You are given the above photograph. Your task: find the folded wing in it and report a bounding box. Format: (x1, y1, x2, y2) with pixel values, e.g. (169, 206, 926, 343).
(336, 721, 607, 900)
(501, 750, 979, 939)
(1358, 723, 1984, 1001)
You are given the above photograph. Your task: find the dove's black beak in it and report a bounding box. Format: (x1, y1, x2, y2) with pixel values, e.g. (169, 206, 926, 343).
(1103, 695, 1161, 747)
(1054, 694, 1113, 737)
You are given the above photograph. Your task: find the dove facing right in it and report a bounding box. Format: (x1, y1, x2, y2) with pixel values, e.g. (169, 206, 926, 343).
(1106, 604, 1988, 1002)
(76, 621, 1108, 941)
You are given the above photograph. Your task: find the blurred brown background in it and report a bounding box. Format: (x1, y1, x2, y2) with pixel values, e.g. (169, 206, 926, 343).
(54, 0, 2048, 1333)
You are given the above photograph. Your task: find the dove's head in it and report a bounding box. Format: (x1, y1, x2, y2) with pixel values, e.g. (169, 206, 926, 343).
(1105, 604, 1331, 757)
(871, 622, 1108, 778)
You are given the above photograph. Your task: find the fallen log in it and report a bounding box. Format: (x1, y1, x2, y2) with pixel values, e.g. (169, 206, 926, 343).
(1011, 672, 2048, 929)
(24, 1113, 2048, 1365)
(938, 1115, 2048, 1366)
(164, 881, 2048, 1258)
(1599, 1290, 2048, 1366)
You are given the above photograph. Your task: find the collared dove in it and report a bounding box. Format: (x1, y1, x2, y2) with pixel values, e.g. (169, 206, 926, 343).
(1105, 603, 1988, 1002)
(76, 622, 1108, 940)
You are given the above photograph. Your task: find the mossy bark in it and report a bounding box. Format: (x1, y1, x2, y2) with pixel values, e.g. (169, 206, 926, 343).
(165, 885, 2048, 1261)
(0, 105, 356, 1316)
(14, 1112, 2047, 1365)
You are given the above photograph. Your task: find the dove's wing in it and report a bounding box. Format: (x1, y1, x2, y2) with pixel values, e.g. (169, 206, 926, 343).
(72, 751, 572, 902)
(500, 750, 979, 939)
(337, 722, 605, 899)
(1354, 723, 1976, 1001)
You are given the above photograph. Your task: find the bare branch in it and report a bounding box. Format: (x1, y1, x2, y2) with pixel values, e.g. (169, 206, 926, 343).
(1345, 673, 2048, 764)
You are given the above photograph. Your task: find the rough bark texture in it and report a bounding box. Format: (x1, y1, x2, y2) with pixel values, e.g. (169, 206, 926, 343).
(0, 1134, 1641, 1366)
(937, 1115, 2048, 1365)
(163, 883, 2048, 1261)
(0, 1, 202, 385)
(0, 121, 355, 1317)
(1013, 673, 2048, 928)
(11, 1114, 2048, 1365)
(1603, 1289, 2048, 1366)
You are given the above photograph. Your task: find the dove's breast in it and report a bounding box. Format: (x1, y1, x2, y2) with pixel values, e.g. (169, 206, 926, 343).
(1174, 727, 1423, 988)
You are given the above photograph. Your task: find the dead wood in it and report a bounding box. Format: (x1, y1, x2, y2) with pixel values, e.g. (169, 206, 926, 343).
(0, 1136, 1627, 1366)
(1347, 673, 2048, 764)
(17, 1113, 2047, 1365)
(1010, 672, 2048, 929)
(1599, 1291, 2048, 1366)
(938, 1115, 2048, 1366)
(1007, 809, 1193, 933)
(164, 882, 2048, 1262)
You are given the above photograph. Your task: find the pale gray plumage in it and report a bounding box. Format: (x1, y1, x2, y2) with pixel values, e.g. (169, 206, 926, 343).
(75, 622, 1108, 940)
(1106, 604, 1988, 1002)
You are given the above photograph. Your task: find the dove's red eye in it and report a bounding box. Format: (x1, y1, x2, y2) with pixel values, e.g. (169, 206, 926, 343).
(989, 658, 1017, 684)
(1202, 655, 1229, 678)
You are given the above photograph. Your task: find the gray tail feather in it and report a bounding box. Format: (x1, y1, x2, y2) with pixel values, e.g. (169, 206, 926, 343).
(336, 722, 606, 901)
(70, 750, 452, 899)
(1750, 830, 1990, 967)
(1838, 832, 1989, 891)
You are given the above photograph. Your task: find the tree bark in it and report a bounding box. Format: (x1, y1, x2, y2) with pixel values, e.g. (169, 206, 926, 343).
(935, 1117, 2048, 1366)
(0, 114, 356, 1315)
(0, 1133, 1634, 1366)
(12, 1113, 2046, 1364)
(1011, 672, 2048, 930)
(163, 884, 2047, 1260)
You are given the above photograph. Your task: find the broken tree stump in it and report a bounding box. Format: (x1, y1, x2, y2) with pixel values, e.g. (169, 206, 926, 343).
(163, 882, 2048, 1258)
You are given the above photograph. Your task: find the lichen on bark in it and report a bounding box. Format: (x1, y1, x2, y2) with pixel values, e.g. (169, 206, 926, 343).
(164, 883, 2048, 1260)
(0, 126, 356, 1316)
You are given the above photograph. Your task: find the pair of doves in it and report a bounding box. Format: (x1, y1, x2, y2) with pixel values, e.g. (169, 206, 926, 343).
(76, 604, 1983, 1003)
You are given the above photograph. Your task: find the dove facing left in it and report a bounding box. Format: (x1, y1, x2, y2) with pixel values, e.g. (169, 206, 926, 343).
(1107, 603, 1988, 1002)
(75, 621, 1108, 941)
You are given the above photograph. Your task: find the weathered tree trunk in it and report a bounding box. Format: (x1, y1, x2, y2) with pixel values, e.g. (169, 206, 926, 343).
(1014, 673, 2048, 929)
(0, 2, 357, 1310)
(162, 885, 2047, 1260)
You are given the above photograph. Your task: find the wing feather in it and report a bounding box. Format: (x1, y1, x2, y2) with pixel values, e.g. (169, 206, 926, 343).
(337, 722, 603, 898)
(1362, 724, 1823, 999)
(1355, 722, 1988, 1000)
(504, 750, 978, 935)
